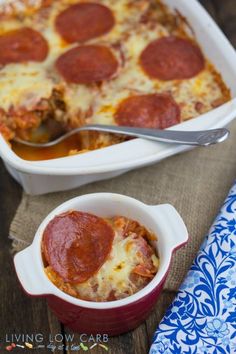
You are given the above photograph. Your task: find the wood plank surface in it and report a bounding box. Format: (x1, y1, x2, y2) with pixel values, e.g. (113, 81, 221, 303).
(0, 164, 63, 354)
(213, 0, 236, 46)
(199, 0, 217, 20)
(0, 1, 235, 354)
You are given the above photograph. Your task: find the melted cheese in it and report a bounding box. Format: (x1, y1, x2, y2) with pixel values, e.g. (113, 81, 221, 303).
(93, 26, 229, 124)
(0, 63, 53, 111)
(0, 0, 49, 17)
(75, 233, 147, 301)
(44, 216, 159, 302)
(47, 231, 159, 302)
(0, 0, 230, 142)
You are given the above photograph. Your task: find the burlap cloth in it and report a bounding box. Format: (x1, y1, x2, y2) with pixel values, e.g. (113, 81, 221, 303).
(9, 120, 236, 292)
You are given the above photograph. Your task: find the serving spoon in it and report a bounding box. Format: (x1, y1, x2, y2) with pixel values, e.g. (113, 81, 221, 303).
(13, 124, 229, 147)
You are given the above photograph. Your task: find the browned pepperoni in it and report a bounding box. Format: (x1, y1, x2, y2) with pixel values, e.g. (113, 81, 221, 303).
(42, 211, 115, 284)
(140, 36, 205, 81)
(55, 45, 118, 84)
(55, 2, 115, 43)
(0, 27, 48, 66)
(114, 94, 180, 129)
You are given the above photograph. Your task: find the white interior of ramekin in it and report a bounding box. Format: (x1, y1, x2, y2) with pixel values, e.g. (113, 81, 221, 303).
(15, 193, 188, 309)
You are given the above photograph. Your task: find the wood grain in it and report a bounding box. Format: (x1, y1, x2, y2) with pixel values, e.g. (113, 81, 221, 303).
(213, 0, 236, 46)
(199, 0, 217, 20)
(0, 164, 62, 354)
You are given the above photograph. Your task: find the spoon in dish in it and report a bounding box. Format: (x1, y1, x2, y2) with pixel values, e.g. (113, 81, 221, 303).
(13, 124, 229, 148)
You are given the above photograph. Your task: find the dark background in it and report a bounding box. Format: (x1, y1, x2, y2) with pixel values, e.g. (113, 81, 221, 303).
(0, 1, 236, 353)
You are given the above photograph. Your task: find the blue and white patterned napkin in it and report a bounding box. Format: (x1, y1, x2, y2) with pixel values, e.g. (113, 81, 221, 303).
(150, 182, 236, 354)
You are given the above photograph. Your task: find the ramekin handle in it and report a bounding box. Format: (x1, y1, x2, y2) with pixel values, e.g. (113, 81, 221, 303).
(147, 204, 188, 251)
(14, 245, 49, 296)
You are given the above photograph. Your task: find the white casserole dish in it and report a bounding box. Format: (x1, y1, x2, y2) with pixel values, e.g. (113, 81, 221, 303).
(0, 0, 236, 195)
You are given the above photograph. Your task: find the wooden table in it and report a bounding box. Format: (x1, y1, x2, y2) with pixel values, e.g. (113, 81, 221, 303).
(0, 1, 235, 353)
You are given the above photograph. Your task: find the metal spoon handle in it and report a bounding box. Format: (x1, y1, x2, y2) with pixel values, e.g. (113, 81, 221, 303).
(14, 124, 229, 147)
(84, 125, 229, 146)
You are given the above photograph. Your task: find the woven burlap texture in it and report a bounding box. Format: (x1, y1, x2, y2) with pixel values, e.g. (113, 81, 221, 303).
(9, 120, 236, 291)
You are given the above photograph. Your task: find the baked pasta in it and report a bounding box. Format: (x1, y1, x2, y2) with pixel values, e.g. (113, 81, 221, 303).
(42, 211, 159, 301)
(0, 0, 231, 159)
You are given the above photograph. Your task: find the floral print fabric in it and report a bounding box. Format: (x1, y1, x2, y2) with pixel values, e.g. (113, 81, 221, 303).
(150, 183, 236, 354)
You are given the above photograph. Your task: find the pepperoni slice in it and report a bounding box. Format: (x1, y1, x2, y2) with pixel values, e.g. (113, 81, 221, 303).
(42, 211, 115, 284)
(55, 45, 118, 84)
(140, 36, 205, 81)
(55, 2, 115, 43)
(0, 27, 48, 66)
(114, 94, 180, 129)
